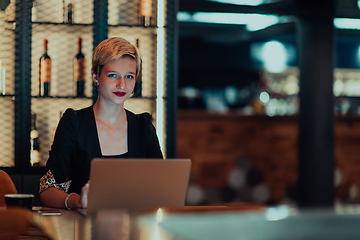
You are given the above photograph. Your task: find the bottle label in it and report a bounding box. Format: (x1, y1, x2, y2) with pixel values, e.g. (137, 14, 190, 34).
(140, 0, 152, 17)
(41, 59, 51, 82)
(75, 58, 86, 82)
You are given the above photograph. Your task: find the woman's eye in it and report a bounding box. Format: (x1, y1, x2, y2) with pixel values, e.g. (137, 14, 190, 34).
(108, 73, 116, 78)
(125, 75, 134, 79)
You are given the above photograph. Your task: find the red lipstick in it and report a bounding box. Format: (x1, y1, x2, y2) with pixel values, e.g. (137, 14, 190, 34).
(114, 92, 126, 97)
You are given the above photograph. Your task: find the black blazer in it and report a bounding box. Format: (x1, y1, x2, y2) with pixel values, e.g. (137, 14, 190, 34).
(46, 106, 163, 194)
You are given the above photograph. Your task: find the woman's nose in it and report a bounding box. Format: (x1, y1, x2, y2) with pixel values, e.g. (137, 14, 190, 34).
(116, 77, 125, 89)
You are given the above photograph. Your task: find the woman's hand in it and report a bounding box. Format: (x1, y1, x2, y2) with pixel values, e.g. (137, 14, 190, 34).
(78, 181, 90, 208)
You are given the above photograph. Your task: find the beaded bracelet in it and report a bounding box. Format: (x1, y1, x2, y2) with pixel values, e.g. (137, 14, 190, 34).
(65, 193, 77, 210)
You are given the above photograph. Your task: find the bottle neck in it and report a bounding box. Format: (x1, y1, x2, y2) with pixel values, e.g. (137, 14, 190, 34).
(43, 40, 49, 56)
(43, 40, 48, 53)
(77, 38, 82, 53)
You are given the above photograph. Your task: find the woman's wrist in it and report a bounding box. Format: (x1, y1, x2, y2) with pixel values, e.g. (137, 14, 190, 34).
(65, 193, 80, 209)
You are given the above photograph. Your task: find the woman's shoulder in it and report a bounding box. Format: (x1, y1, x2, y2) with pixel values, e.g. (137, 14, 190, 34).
(60, 106, 93, 125)
(62, 105, 91, 117)
(126, 109, 152, 123)
(126, 110, 155, 136)
(72, 105, 94, 121)
(75, 105, 93, 115)
(61, 108, 77, 121)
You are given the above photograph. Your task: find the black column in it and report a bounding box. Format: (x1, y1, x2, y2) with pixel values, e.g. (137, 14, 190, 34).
(14, 0, 32, 169)
(296, 0, 335, 208)
(165, 0, 179, 158)
(92, 0, 108, 103)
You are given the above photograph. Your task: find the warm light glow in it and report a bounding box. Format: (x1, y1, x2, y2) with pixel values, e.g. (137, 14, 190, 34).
(333, 79, 344, 96)
(246, 14, 279, 31)
(284, 75, 299, 95)
(224, 86, 238, 105)
(152, 225, 161, 240)
(140, 0, 152, 17)
(259, 91, 269, 103)
(177, 12, 282, 31)
(262, 41, 287, 73)
(208, 0, 264, 6)
(30, 130, 39, 139)
(156, 0, 165, 154)
(334, 18, 360, 30)
(156, 208, 163, 223)
(177, 12, 192, 22)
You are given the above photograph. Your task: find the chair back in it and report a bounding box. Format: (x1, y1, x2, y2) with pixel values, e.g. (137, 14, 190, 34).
(0, 170, 18, 207)
(0, 208, 55, 239)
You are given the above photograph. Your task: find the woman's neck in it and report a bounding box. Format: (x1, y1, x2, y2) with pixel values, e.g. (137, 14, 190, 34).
(93, 101, 126, 125)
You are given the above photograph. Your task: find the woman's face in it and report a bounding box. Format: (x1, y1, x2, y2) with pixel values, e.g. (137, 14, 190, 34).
(95, 56, 137, 105)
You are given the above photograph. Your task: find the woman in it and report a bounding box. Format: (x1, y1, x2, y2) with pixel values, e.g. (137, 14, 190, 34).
(39, 37, 163, 209)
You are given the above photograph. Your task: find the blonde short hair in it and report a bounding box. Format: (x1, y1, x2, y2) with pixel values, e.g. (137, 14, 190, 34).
(92, 37, 141, 81)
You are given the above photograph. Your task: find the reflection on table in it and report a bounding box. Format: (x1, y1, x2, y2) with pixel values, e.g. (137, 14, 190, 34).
(4, 204, 360, 240)
(37, 204, 268, 240)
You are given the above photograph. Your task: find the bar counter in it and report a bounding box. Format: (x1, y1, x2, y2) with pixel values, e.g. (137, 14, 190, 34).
(177, 110, 360, 204)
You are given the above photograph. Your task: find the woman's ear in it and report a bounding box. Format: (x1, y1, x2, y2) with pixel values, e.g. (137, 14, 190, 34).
(91, 71, 97, 80)
(92, 71, 99, 89)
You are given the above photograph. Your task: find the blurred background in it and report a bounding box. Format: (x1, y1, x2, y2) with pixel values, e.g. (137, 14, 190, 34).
(1, 0, 360, 208)
(176, 0, 360, 207)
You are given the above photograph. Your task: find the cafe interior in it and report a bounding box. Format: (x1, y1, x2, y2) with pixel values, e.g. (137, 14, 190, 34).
(2, 0, 360, 239)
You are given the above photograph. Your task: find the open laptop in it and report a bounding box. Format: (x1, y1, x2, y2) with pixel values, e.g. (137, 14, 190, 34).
(78, 158, 191, 216)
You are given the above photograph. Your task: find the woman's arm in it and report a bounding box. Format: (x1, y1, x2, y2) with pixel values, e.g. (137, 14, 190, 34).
(40, 187, 80, 209)
(46, 109, 79, 182)
(40, 109, 80, 207)
(40, 181, 89, 209)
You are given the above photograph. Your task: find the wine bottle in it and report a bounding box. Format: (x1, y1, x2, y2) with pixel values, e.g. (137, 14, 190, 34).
(67, 3, 73, 24)
(39, 39, 51, 97)
(75, 37, 86, 97)
(133, 39, 142, 98)
(31, 0, 37, 22)
(30, 113, 41, 166)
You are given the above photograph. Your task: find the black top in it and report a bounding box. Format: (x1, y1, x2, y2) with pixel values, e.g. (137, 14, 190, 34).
(45, 106, 163, 194)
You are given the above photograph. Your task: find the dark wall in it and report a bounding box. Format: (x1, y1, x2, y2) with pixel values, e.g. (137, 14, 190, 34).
(178, 31, 360, 91)
(336, 39, 360, 69)
(178, 37, 260, 89)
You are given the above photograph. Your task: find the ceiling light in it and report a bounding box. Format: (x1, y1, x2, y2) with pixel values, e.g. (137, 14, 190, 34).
(207, 0, 284, 6)
(177, 11, 281, 31)
(334, 18, 360, 30)
(208, 0, 264, 6)
(262, 40, 287, 73)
